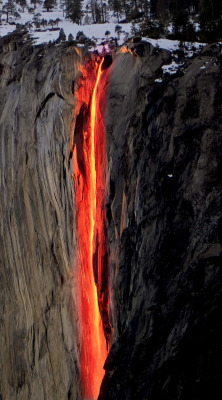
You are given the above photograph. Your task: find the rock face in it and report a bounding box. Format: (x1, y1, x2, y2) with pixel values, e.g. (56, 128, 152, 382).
(99, 43, 222, 399)
(0, 33, 82, 400)
(1, 33, 222, 400)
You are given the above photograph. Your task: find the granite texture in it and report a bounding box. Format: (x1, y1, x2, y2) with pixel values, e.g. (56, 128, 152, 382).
(0, 33, 81, 400)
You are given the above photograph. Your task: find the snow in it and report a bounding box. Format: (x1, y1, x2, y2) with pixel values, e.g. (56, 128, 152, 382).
(162, 60, 183, 75)
(193, 22, 200, 32)
(167, 23, 173, 34)
(0, 22, 15, 37)
(0, 0, 131, 45)
(32, 21, 132, 45)
(142, 36, 205, 53)
(0, 0, 206, 52)
(32, 29, 60, 44)
(155, 78, 163, 83)
(142, 37, 180, 51)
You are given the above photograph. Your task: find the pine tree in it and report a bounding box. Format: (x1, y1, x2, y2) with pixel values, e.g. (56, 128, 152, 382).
(199, 0, 221, 40)
(105, 29, 110, 40)
(76, 30, 87, 42)
(3, 0, 17, 22)
(68, 32, 74, 41)
(109, 0, 122, 22)
(199, 0, 221, 21)
(140, 0, 150, 18)
(48, 18, 55, 27)
(115, 24, 122, 39)
(150, 0, 157, 16)
(88, 0, 102, 23)
(156, 0, 170, 21)
(0, 2, 2, 24)
(121, 0, 130, 19)
(66, 0, 83, 24)
(58, 27, 66, 41)
(95, 3, 101, 22)
(31, 0, 37, 9)
(131, 0, 138, 13)
(17, 0, 27, 12)
(43, 0, 55, 12)
(84, 4, 91, 24)
(172, 8, 189, 38)
(88, 0, 96, 23)
(100, 0, 109, 23)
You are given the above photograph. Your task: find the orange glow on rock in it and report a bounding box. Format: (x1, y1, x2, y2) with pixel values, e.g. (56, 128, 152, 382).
(118, 45, 133, 54)
(74, 58, 109, 400)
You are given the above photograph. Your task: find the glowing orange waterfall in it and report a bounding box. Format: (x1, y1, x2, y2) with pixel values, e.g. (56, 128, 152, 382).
(73, 58, 109, 400)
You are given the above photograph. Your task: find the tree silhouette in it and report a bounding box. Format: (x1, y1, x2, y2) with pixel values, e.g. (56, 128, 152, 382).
(115, 24, 122, 40)
(43, 0, 55, 12)
(66, 0, 83, 24)
(3, 0, 17, 22)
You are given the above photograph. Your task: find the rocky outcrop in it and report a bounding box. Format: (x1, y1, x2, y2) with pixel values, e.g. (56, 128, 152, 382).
(99, 42, 222, 399)
(0, 33, 82, 400)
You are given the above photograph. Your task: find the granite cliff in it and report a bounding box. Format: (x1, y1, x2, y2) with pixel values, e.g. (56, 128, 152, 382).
(0, 33, 81, 400)
(0, 33, 222, 399)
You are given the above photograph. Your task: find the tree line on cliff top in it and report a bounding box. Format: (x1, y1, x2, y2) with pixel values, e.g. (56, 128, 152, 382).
(47, 0, 222, 42)
(71, 0, 221, 42)
(1, 0, 222, 42)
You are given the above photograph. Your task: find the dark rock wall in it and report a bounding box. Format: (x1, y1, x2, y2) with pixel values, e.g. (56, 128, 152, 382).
(99, 43, 222, 399)
(0, 35, 81, 400)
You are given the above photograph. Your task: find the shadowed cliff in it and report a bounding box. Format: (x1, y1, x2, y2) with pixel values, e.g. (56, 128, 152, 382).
(99, 42, 222, 399)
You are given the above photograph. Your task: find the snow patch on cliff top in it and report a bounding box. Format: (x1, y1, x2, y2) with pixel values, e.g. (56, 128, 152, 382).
(142, 37, 205, 53)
